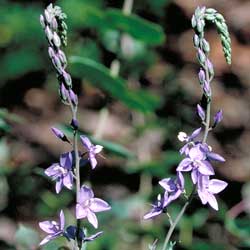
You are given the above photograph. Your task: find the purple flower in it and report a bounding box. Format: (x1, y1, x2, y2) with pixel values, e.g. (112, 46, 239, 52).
(197, 175, 227, 210)
(178, 128, 202, 155)
(143, 193, 168, 220)
(76, 185, 111, 228)
(45, 152, 74, 193)
(39, 210, 65, 245)
(80, 136, 103, 169)
(159, 172, 184, 203)
(177, 144, 215, 182)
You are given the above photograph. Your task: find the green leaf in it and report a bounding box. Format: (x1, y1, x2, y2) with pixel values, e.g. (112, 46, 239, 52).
(105, 9, 165, 45)
(15, 224, 40, 250)
(70, 56, 161, 113)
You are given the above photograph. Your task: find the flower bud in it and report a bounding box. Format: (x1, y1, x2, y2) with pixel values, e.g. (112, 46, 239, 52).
(203, 80, 211, 97)
(62, 71, 72, 88)
(48, 47, 55, 59)
(71, 118, 79, 130)
(59, 83, 69, 102)
(197, 104, 205, 121)
(58, 50, 67, 66)
(202, 39, 210, 53)
(51, 17, 58, 30)
(197, 49, 206, 64)
(40, 15, 46, 28)
(53, 32, 61, 48)
(206, 59, 214, 77)
(69, 89, 78, 106)
(191, 15, 197, 28)
(198, 69, 206, 84)
(193, 34, 200, 47)
(51, 127, 70, 143)
(196, 19, 204, 33)
(213, 110, 223, 127)
(44, 9, 52, 23)
(52, 55, 63, 74)
(45, 26, 53, 42)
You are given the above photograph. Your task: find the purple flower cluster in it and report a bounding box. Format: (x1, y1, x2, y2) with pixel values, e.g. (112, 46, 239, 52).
(144, 128, 227, 220)
(144, 6, 228, 220)
(39, 4, 111, 247)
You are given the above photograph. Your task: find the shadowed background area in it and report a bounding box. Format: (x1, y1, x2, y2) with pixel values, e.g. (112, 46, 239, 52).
(0, 0, 250, 249)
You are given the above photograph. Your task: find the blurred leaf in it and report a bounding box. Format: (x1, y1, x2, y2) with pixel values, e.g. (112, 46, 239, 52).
(0, 108, 24, 123)
(0, 47, 43, 81)
(15, 224, 39, 250)
(191, 241, 226, 250)
(0, 138, 10, 166)
(225, 216, 250, 246)
(41, 238, 67, 250)
(0, 175, 9, 211)
(0, 117, 10, 132)
(192, 208, 209, 229)
(105, 9, 165, 45)
(70, 56, 161, 113)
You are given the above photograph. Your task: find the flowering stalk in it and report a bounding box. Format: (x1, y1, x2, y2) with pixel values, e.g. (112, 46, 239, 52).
(144, 6, 231, 250)
(39, 4, 111, 250)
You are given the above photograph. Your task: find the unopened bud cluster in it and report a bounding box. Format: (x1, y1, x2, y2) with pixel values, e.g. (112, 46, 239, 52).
(40, 4, 78, 107)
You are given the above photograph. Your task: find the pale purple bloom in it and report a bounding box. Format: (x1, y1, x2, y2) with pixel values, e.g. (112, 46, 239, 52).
(178, 127, 202, 155)
(199, 143, 225, 162)
(39, 210, 65, 245)
(197, 175, 227, 210)
(51, 127, 69, 143)
(159, 172, 184, 203)
(76, 185, 111, 228)
(177, 144, 215, 183)
(80, 136, 103, 169)
(45, 152, 74, 193)
(144, 193, 168, 220)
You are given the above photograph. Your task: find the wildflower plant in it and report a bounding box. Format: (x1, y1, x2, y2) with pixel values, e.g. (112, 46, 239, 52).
(39, 4, 111, 249)
(144, 6, 231, 250)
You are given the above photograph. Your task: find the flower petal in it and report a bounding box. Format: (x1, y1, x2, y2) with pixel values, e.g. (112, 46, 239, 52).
(87, 210, 98, 228)
(93, 145, 103, 154)
(84, 231, 103, 242)
(76, 204, 87, 219)
(189, 145, 205, 161)
(191, 169, 199, 184)
(39, 235, 53, 245)
(90, 198, 111, 213)
(208, 179, 228, 194)
(143, 208, 163, 220)
(159, 178, 174, 192)
(60, 152, 72, 169)
(89, 153, 97, 169)
(45, 164, 59, 177)
(197, 189, 208, 205)
(79, 185, 94, 204)
(56, 178, 63, 194)
(63, 172, 73, 190)
(206, 192, 218, 210)
(177, 171, 185, 189)
(39, 221, 57, 234)
(176, 158, 192, 172)
(207, 152, 225, 162)
(198, 161, 215, 175)
(59, 210, 65, 231)
(80, 135, 92, 150)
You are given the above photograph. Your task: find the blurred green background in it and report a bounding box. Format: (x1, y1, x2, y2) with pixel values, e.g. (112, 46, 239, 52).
(0, 0, 250, 249)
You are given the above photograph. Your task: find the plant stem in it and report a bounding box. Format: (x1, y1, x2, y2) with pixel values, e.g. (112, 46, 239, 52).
(68, 100, 81, 250)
